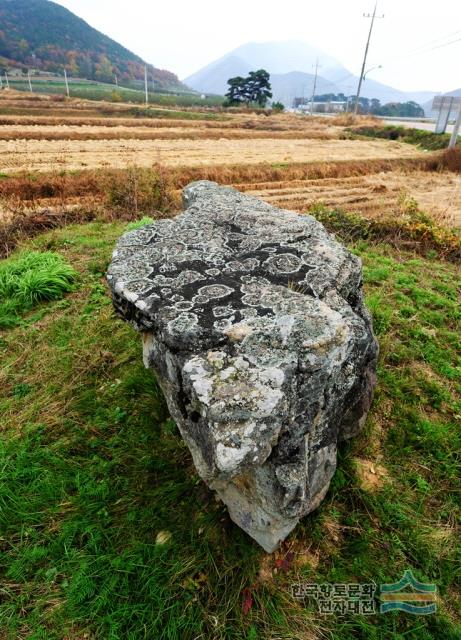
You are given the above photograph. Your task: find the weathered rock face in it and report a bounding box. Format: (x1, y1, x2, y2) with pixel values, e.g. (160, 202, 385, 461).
(107, 181, 378, 552)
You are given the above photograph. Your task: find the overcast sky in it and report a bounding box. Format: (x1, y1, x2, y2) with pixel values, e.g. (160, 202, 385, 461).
(56, 0, 461, 92)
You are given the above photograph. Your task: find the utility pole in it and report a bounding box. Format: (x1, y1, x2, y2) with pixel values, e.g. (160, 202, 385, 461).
(5, 72, 9, 89)
(63, 68, 70, 97)
(354, 3, 384, 115)
(27, 70, 33, 93)
(449, 105, 461, 148)
(144, 65, 149, 106)
(310, 58, 321, 115)
(115, 74, 118, 86)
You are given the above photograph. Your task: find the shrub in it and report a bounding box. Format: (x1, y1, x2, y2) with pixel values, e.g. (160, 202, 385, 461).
(438, 147, 461, 172)
(0, 251, 77, 328)
(105, 165, 177, 216)
(271, 102, 285, 112)
(110, 90, 123, 103)
(309, 203, 461, 262)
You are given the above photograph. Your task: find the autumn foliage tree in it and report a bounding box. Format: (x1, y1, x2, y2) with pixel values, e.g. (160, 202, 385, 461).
(94, 55, 114, 83)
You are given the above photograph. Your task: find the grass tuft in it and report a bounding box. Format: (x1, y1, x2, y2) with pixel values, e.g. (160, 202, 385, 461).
(439, 147, 461, 172)
(0, 250, 77, 328)
(124, 216, 155, 231)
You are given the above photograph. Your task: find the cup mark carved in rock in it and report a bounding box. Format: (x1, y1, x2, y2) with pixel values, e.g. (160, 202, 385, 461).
(107, 180, 378, 552)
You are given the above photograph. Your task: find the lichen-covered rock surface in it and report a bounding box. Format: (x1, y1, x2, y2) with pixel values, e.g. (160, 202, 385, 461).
(107, 180, 378, 552)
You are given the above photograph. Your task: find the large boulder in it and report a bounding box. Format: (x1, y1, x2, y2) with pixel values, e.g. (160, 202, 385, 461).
(107, 181, 378, 552)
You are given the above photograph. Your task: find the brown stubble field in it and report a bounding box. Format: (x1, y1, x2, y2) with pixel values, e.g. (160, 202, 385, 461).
(0, 89, 460, 233)
(0, 137, 426, 173)
(242, 170, 461, 227)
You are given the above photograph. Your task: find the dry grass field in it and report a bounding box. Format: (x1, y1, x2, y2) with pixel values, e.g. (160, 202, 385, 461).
(0, 92, 418, 173)
(243, 170, 461, 227)
(0, 89, 460, 235)
(0, 136, 424, 173)
(0, 90, 460, 229)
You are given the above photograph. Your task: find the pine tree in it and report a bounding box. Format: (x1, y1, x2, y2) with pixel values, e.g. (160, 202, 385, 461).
(224, 70, 272, 107)
(224, 76, 247, 104)
(245, 69, 272, 107)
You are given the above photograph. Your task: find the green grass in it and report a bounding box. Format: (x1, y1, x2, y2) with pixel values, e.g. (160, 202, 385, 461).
(0, 250, 77, 328)
(350, 125, 458, 151)
(124, 216, 155, 232)
(6, 79, 224, 108)
(0, 223, 460, 639)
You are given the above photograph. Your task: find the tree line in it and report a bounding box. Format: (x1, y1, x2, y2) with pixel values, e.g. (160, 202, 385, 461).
(307, 93, 425, 117)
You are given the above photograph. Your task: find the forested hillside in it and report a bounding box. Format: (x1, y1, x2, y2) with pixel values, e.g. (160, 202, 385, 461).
(0, 0, 184, 90)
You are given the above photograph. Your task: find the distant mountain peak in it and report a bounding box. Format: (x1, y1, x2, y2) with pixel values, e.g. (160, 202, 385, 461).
(184, 40, 436, 108)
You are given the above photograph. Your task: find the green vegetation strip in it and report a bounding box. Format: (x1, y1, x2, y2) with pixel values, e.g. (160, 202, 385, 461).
(0, 222, 460, 639)
(350, 125, 459, 151)
(6, 79, 224, 109)
(128, 107, 225, 121)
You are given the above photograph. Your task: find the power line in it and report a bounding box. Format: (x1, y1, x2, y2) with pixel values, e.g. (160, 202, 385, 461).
(405, 29, 461, 56)
(325, 31, 461, 98)
(388, 36, 461, 62)
(309, 23, 461, 100)
(327, 28, 461, 91)
(410, 36, 461, 56)
(379, 30, 461, 65)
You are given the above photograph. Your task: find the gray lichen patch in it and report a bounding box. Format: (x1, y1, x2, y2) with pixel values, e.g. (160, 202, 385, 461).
(108, 181, 378, 552)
